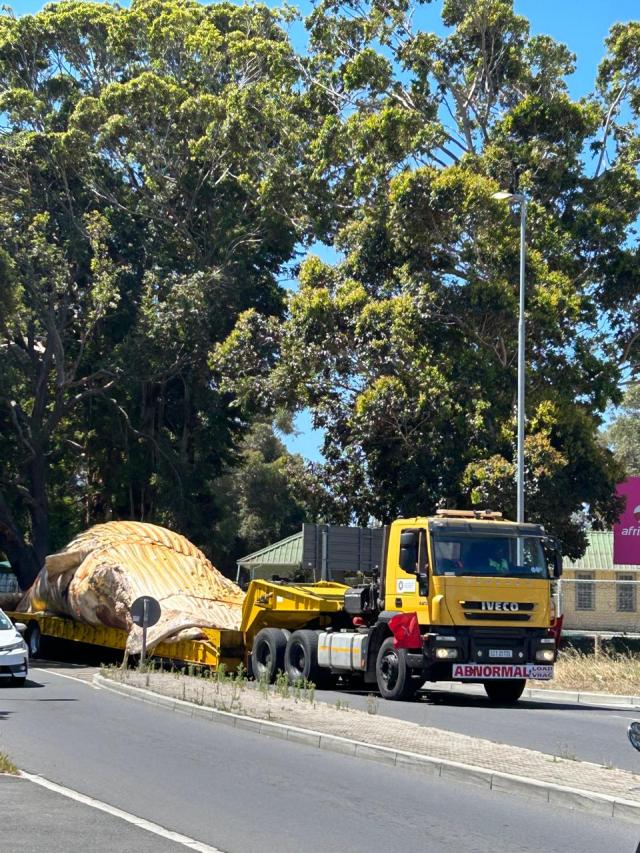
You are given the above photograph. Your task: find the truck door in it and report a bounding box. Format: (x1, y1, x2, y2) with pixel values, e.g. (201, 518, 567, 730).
(384, 524, 429, 620)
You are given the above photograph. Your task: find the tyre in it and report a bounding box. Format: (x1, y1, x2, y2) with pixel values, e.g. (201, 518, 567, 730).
(25, 623, 41, 659)
(483, 679, 526, 704)
(284, 630, 327, 686)
(375, 636, 419, 701)
(251, 628, 288, 683)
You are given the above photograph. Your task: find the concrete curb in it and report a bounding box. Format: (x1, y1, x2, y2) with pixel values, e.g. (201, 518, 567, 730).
(424, 681, 640, 708)
(94, 674, 640, 824)
(523, 686, 640, 708)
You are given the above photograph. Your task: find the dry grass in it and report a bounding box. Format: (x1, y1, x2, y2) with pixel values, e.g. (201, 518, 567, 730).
(0, 752, 18, 775)
(531, 647, 640, 695)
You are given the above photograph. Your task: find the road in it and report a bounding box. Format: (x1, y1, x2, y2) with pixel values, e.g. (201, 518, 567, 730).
(315, 681, 640, 771)
(0, 664, 638, 853)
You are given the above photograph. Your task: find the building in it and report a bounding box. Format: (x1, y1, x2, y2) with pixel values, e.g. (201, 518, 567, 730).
(560, 532, 640, 633)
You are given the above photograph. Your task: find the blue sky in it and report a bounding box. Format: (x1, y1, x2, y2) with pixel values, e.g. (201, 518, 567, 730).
(11, 0, 639, 458)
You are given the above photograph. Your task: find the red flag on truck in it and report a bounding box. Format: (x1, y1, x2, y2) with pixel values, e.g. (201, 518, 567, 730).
(389, 612, 421, 649)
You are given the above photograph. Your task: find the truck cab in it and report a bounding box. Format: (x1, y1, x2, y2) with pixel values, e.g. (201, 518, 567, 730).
(373, 510, 561, 701)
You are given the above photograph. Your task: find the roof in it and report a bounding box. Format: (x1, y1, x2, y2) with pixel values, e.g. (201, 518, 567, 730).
(237, 530, 303, 569)
(564, 531, 639, 571)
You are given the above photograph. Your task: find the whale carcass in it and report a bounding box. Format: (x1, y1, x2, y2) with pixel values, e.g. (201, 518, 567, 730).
(18, 521, 245, 655)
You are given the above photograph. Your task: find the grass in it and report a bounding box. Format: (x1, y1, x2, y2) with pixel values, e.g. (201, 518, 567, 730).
(0, 752, 18, 775)
(533, 647, 640, 695)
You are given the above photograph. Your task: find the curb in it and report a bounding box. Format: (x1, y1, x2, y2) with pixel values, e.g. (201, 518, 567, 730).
(524, 686, 640, 709)
(94, 674, 640, 824)
(423, 681, 640, 709)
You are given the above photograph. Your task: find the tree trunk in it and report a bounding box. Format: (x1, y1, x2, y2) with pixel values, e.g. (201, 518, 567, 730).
(28, 450, 50, 567)
(0, 489, 41, 590)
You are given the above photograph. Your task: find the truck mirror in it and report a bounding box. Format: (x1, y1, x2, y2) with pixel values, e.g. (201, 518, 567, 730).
(553, 548, 563, 579)
(399, 531, 418, 573)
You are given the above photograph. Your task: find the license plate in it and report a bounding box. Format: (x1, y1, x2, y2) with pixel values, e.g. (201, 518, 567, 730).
(452, 664, 553, 680)
(488, 649, 511, 658)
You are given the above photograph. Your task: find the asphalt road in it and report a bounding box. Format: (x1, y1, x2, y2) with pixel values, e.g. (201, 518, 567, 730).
(315, 681, 640, 771)
(0, 665, 638, 853)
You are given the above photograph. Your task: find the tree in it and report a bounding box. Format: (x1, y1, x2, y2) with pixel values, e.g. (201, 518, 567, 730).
(603, 385, 640, 477)
(212, 419, 332, 573)
(215, 0, 633, 556)
(0, 0, 322, 586)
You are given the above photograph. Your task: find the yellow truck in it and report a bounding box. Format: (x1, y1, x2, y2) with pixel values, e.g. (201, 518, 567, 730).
(10, 509, 562, 704)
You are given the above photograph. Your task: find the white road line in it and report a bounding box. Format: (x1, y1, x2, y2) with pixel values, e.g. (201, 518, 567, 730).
(21, 772, 226, 853)
(32, 667, 100, 688)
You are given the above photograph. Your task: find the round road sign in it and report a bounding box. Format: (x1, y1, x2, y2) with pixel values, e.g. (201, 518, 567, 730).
(130, 595, 161, 628)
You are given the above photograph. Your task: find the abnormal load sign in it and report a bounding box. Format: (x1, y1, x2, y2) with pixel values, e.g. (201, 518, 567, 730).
(452, 664, 553, 680)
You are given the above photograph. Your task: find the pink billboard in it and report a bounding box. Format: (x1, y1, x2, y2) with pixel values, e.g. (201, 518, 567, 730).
(613, 477, 640, 566)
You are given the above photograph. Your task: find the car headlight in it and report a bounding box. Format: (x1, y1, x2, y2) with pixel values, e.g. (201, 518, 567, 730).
(536, 649, 555, 662)
(3, 640, 27, 652)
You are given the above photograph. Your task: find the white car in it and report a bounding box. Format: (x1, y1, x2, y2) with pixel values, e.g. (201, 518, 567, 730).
(0, 608, 28, 686)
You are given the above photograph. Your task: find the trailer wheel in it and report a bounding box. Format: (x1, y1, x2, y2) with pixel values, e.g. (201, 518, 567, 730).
(25, 623, 41, 659)
(483, 679, 526, 704)
(375, 637, 419, 701)
(284, 630, 329, 687)
(251, 628, 288, 683)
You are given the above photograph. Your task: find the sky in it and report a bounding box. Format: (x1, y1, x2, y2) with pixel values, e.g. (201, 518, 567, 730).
(11, 0, 640, 459)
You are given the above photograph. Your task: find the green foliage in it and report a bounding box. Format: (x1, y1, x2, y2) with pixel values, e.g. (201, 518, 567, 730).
(602, 385, 640, 478)
(213, 421, 330, 570)
(217, 0, 636, 555)
(0, 0, 323, 584)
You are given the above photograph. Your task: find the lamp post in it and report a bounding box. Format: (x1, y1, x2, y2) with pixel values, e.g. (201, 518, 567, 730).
(492, 190, 527, 529)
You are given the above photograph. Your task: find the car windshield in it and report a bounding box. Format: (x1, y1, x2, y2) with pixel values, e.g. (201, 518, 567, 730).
(432, 533, 549, 578)
(0, 610, 13, 630)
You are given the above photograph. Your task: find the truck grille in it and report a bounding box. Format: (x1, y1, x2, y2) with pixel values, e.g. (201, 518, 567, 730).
(460, 602, 533, 622)
(463, 612, 530, 621)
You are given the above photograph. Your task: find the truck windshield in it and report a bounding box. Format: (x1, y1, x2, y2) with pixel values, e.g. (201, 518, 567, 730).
(432, 533, 549, 578)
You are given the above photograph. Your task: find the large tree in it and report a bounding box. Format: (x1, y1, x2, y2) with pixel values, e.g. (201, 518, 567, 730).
(603, 384, 640, 477)
(0, 0, 322, 587)
(215, 0, 636, 556)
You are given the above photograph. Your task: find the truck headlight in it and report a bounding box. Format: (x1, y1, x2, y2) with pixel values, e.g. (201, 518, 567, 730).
(435, 648, 458, 660)
(536, 649, 555, 662)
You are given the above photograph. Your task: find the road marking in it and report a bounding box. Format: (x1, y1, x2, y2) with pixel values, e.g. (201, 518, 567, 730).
(22, 772, 226, 853)
(33, 668, 100, 688)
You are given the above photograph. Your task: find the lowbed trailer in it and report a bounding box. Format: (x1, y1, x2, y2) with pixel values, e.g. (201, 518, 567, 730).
(9, 509, 563, 705)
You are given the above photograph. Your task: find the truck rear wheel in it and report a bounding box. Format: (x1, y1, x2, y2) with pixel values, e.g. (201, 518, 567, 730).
(375, 637, 419, 701)
(284, 630, 328, 687)
(251, 628, 287, 683)
(484, 679, 526, 704)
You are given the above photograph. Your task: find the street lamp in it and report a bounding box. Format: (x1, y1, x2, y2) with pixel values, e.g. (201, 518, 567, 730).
(492, 190, 527, 529)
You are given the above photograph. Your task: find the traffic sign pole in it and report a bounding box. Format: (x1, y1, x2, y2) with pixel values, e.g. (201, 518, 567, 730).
(141, 597, 148, 668)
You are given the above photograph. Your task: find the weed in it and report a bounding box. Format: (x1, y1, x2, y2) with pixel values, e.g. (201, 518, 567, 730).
(0, 752, 18, 775)
(258, 669, 270, 699)
(275, 670, 290, 699)
(366, 694, 379, 716)
(555, 743, 578, 761)
(531, 647, 640, 696)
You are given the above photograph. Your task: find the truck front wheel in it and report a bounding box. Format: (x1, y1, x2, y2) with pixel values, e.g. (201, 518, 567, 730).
(375, 637, 419, 701)
(484, 679, 526, 704)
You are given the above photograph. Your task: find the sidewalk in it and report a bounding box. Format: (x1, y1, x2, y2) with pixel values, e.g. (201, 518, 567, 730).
(98, 670, 640, 823)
